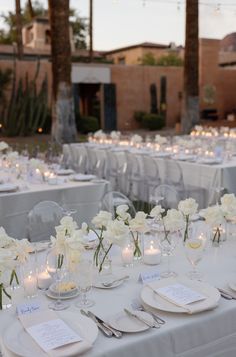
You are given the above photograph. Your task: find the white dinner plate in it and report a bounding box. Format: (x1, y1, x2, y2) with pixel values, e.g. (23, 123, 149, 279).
(3, 310, 98, 357)
(56, 169, 74, 176)
(93, 274, 126, 289)
(72, 174, 96, 182)
(141, 277, 220, 314)
(228, 281, 236, 292)
(173, 154, 196, 162)
(107, 310, 154, 333)
(152, 152, 171, 158)
(0, 183, 18, 193)
(197, 158, 222, 165)
(46, 289, 80, 300)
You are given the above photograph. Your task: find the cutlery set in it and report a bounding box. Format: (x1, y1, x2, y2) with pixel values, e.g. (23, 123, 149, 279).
(81, 305, 166, 337)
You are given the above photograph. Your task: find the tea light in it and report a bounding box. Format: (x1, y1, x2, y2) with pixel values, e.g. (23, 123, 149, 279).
(121, 244, 134, 266)
(37, 270, 53, 290)
(24, 273, 37, 297)
(143, 241, 161, 265)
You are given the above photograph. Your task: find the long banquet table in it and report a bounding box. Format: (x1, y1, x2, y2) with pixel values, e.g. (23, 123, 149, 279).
(0, 179, 110, 239)
(1, 239, 236, 357)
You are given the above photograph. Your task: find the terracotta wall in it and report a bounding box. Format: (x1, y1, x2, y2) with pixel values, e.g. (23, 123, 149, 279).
(111, 65, 183, 129)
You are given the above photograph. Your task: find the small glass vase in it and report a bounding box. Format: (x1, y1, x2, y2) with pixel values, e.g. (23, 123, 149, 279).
(212, 223, 227, 247)
(132, 233, 143, 261)
(94, 242, 113, 275)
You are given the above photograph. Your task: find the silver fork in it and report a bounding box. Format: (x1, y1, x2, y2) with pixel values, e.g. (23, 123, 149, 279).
(131, 299, 165, 325)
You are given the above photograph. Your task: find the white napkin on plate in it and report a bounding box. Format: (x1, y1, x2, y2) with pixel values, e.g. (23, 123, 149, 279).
(19, 310, 92, 356)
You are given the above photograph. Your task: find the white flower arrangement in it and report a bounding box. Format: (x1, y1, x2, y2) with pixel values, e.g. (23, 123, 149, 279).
(154, 135, 167, 145)
(220, 193, 236, 220)
(116, 204, 131, 222)
(94, 130, 107, 140)
(0, 228, 33, 309)
(91, 210, 112, 229)
(110, 131, 121, 140)
(131, 134, 143, 144)
(0, 141, 9, 152)
(178, 198, 198, 242)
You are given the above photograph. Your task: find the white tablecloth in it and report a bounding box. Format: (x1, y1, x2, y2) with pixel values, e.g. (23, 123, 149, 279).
(1, 238, 236, 357)
(0, 180, 110, 239)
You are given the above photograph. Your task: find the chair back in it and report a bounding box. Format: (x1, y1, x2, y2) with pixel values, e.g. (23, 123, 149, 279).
(27, 201, 64, 242)
(150, 184, 179, 210)
(101, 191, 136, 218)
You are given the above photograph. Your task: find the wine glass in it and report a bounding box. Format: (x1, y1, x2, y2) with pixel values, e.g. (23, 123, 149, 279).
(46, 250, 70, 311)
(75, 259, 94, 308)
(184, 232, 206, 280)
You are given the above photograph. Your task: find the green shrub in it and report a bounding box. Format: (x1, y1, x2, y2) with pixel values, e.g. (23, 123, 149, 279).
(134, 111, 146, 123)
(142, 113, 165, 130)
(78, 116, 99, 133)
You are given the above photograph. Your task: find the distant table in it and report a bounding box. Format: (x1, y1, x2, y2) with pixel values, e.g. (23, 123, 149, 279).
(0, 179, 109, 239)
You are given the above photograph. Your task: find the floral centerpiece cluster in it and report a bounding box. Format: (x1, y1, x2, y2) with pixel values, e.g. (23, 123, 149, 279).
(90, 206, 151, 272)
(50, 216, 85, 272)
(0, 227, 32, 309)
(201, 193, 236, 244)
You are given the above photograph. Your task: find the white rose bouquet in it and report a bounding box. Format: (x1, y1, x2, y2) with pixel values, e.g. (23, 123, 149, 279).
(0, 227, 32, 309)
(128, 211, 150, 259)
(201, 205, 224, 244)
(178, 198, 198, 242)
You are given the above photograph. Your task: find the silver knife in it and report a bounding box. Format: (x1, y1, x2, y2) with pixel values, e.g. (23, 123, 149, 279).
(87, 311, 122, 338)
(80, 309, 113, 337)
(124, 308, 154, 328)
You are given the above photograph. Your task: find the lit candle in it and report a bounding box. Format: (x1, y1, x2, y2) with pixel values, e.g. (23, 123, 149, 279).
(143, 242, 161, 265)
(37, 270, 53, 290)
(121, 244, 134, 266)
(24, 273, 37, 297)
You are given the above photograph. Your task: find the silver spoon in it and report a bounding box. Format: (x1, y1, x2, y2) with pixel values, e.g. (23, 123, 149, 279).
(102, 275, 129, 287)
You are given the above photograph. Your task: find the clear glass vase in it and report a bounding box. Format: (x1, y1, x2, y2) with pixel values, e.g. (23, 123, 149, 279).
(132, 233, 143, 261)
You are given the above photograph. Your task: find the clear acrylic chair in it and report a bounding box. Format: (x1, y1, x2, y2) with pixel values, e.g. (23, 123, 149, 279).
(150, 184, 180, 210)
(27, 201, 64, 242)
(72, 145, 87, 174)
(124, 151, 145, 206)
(101, 191, 136, 218)
(85, 146, 98, 175)
(142, 154, 161, 203)
(164, 159, 185, 199)
(62, 144, 72, 169)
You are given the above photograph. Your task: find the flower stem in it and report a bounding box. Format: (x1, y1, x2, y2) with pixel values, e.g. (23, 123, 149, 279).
(183, 215, 189, 242)
(99, 243, 113, 272)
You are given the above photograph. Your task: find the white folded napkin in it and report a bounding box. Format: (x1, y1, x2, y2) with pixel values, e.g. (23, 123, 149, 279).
(148, 284, 218, 314)
(19, 310, 92, 356)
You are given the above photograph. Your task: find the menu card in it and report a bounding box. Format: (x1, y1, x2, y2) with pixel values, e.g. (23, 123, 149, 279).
(155, 284, 206, 306)
(26, 318, 82, 352)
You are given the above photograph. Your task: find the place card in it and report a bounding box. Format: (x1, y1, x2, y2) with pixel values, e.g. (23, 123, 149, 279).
(155, 284, 206, 306)
(17, 301, 41, 316)
(138, 270, 160, 284)
(26, 318, 82, 352)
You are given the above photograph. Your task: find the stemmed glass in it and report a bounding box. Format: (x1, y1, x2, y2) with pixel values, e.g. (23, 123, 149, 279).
(75, 259, 94, 308)
(46, 250, 70, 311)
(184, 230, 206, 280)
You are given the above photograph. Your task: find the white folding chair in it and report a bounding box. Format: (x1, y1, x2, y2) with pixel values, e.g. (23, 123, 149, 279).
(27, 201, 64, 242)
(101, 191, 136, 218)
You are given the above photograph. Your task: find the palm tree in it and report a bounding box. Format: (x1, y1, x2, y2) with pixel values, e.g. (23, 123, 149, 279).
(48, 0, 77, 143)
(15, 0, 23, 59)
(181, 0, 199, 134)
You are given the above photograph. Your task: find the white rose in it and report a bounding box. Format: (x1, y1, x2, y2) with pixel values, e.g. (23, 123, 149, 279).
(0, 141, 9, 152)
(0, 248, 16, 272)
(178, 198, 198, 216)
(155, 135, 167, 145)
(110, 131, 121, 140)
(94, 130, 106, 139)
(163, 209, 185, 232)
(60, 216, 77, 236)
(0, 227, 14, 248)
(11, 238, 32, 263)
(150, 205, 164, 220)
(131, 134, 143, 144)
(129, 211, 149, 233)
(201, 205, 224, 227)
(220, 194, 236, 219)
(81, 222, 89, 235)
(116, 205, 131, 222)
(66, 230, 84, 250)
(103, 220, 129, 247)
(92, 210, 112, 229)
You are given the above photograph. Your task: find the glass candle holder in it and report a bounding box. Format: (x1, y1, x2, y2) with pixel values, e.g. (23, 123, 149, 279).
(23, 262, 37, 298)
(37, 265, 53, 290)
(121, 243, 134, 267)
(143, 234, 161, 265)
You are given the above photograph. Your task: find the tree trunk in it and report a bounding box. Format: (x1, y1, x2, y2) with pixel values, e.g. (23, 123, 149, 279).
(48, 0, 77, 143)
(181, 0, 199, 134)
(15, 0, 23, 60)
(89, 0, 93, 62)
(28, 0, 35, 19)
